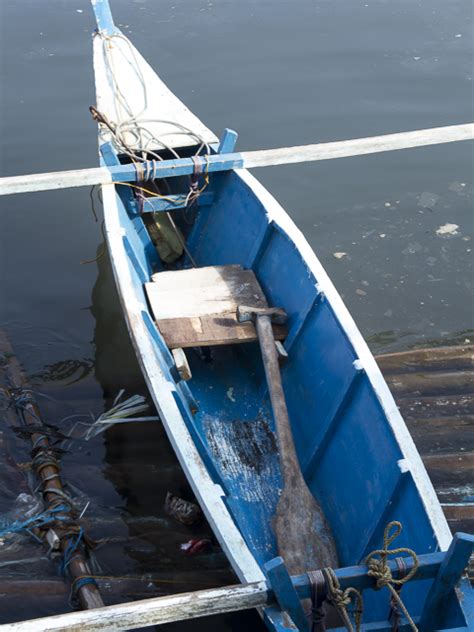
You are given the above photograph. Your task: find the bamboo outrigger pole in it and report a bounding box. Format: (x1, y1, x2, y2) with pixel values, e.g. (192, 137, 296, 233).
(0, 331, 104, 611)
(0, 123, 472, 196)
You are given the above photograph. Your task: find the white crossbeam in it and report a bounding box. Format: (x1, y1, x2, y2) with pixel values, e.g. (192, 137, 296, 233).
(0, 123, 472, 197)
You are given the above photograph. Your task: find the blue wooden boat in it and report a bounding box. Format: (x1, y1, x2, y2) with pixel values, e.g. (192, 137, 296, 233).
(89, 1, 473, 629)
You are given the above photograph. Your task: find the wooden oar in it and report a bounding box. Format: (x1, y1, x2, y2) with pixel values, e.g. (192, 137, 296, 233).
(0, 123, 472, 196)
(237, 306, 338, 574)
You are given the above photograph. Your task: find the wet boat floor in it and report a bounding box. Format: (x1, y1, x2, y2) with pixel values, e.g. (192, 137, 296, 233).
(0, 339, 472, 625)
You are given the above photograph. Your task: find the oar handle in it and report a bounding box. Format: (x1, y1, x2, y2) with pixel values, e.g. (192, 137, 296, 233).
(255, 315, 300, 485)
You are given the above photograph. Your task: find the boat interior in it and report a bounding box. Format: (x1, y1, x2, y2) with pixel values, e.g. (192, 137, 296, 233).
(101, 140, 468, 627)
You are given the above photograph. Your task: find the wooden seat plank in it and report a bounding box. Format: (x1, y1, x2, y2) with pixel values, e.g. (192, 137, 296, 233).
(145, 265, 286, 349)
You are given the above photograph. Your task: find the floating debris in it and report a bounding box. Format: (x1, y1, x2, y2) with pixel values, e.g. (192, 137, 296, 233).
(449, 182, 466, 195)
(418, 191, 440, 209)
(78, 391, 158, 441)
(356, 289, 367, 296)
(226, 387, 236, 402)
(164, 492, 201, 525)
(180, 538, 212, 556)
(402, 242, 423, 255)
(333, 252, 348, 260)
(436, 223, 459, 237)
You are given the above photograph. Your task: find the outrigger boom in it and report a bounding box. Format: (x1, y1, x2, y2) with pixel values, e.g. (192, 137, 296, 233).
(3, 534, 473, 632)
(0, 123, 472, 196)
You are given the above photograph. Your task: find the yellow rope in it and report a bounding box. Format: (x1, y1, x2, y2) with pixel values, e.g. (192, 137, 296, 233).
(365, 521, 419, 631)
(323, 567, 363, 632)
(111, 181, 179, 203)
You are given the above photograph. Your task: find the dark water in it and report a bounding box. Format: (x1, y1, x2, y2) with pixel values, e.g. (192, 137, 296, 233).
(0, 0, 472, 627)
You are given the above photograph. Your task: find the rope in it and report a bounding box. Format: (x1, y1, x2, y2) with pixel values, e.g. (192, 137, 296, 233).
(0, 504, 71, 541)
(365, 521, 419, 632)
(60, 528, 84, 576)
(71, 575, 98, 593)
(92, 32, 214, 265)
(322, 567, 363, 632)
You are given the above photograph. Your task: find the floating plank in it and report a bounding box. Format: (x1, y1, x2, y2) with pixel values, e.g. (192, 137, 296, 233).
(406, 415, 474, 456)
(377, 344, 474, 537)
(376, 345, 473, 374)
(146, 265, 286, 348)
(385, 370, 474, 397)
(0, 124, 472, 195)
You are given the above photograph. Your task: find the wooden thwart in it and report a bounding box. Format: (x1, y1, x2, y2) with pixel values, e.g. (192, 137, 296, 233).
(145, 265, 286, 348)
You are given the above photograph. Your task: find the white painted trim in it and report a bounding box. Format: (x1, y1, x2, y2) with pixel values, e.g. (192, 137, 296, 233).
(241, 123, 473, 168)
(235, 168, 452, 551)
(101, 185, 264, 585)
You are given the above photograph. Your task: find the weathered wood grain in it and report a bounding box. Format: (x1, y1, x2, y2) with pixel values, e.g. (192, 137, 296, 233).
(385, 370, 473, 397)
(378, 345, 474, 537)
(146, 265, 286, 348)
(376, 345, 473, 374)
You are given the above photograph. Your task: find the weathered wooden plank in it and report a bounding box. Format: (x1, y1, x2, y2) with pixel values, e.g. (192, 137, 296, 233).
(172, 348, 192, 381)
(376, 345, 473, 374)
(146, 265, 286, 348)
(148, 266, 267, 319)
(1, 124, 472, 196)
(435, 484, 474, 504)
(422, 452, 474, 487)
(155, 315, 286, 349)
(396, 394, 474, 420)
(378, 345, 473, 529)
(441, 503, 474, 522)
(385, 370, 473, 397)
(406, 415, 474, 455)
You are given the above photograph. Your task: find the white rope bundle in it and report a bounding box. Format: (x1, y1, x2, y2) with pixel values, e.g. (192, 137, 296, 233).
(97, 32, 210, 162)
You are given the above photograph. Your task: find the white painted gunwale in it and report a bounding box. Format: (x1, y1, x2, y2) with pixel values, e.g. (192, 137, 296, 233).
(100, 186, 265, 585)
(92, 35, 264, 587)
(235, 168, 452, 552)
(92, 20, 451, 602)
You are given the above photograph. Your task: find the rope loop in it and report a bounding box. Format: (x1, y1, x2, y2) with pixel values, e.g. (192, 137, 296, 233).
(322, 567, 363, 632)
(364, 521, 419, 631)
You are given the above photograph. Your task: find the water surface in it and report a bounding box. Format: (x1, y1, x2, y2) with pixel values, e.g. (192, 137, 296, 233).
(0, 0, 472, 627)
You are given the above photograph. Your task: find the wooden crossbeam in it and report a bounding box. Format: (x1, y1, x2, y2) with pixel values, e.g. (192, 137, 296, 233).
(0, 124, 472, 196)
(0, 551, 465, 632)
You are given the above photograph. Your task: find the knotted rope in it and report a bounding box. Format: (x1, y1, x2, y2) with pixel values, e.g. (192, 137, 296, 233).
(365, 521, 418, 631)
(322, 567, 363, 632)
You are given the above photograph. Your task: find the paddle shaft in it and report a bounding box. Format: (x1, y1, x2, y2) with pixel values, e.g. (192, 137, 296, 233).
(255, 315, 303, 487)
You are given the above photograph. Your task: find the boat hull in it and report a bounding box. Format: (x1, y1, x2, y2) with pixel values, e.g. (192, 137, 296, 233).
(90, 9, 472, 629)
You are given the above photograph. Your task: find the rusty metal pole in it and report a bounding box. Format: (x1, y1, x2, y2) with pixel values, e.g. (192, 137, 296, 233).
(0, 331, 104, 609)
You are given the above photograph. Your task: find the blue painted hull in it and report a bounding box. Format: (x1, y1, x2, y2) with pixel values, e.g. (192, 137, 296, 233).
(90, 3, 473, 629)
